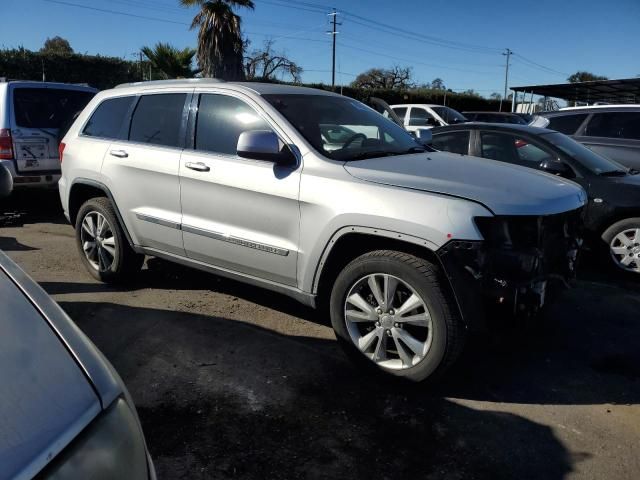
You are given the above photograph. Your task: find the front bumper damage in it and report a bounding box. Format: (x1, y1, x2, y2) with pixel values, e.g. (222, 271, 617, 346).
(437, 209, 583, 330)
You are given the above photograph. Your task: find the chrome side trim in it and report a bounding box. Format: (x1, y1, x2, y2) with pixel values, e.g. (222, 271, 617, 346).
(182, 224, 290, 256)
(135, 213, 181, 230)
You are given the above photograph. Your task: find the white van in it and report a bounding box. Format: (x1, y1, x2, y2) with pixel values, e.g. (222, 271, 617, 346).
(0, 81, 96, 189)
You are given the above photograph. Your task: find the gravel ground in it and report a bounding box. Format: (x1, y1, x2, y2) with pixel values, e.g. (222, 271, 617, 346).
(2, 190, 639, 480)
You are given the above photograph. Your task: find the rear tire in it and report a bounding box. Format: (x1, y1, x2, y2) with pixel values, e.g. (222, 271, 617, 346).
(602, 218, 640, 277)
(329, 250, 465, 383)
(75, 197, 143, 283)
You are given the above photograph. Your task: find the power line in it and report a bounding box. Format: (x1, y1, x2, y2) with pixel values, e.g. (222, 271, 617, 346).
(512, 53, 569, 77)
(43, 0, 191, 25)
(339, 42, 502, 76)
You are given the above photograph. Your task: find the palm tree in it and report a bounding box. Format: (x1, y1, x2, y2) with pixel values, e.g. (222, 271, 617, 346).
(141, 42, 197, 79)
(180, 0, 254, 80)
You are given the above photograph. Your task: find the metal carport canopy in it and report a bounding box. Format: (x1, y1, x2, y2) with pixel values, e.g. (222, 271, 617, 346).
(511, 78, 640, 104)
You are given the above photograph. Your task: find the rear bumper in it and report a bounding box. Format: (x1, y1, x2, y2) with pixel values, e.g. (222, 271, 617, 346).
(0, 159, 60, 188)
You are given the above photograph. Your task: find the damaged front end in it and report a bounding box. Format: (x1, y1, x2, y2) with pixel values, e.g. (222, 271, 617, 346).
(438, 209, 583, 329)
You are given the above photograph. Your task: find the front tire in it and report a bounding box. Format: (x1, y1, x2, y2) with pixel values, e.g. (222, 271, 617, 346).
(602, 218, 640, 276)
(75, 197, 143, 282)
(329, 250, 465, 382)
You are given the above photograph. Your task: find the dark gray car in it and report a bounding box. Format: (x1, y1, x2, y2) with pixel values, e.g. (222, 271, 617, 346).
(0, 250, 154, 479)
(541, 106, 640, 169)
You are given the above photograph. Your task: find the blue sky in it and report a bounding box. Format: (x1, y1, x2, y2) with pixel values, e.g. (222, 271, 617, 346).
(2, 0, 639, 97)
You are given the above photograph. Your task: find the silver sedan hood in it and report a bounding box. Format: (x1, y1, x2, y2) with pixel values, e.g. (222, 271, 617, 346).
(344, 152, 587, 215)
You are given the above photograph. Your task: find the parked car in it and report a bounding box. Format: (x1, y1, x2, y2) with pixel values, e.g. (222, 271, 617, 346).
(431, 123, 640, 274)
(0, 81, 97, 190)
(540, 105, 640, 170)
(59, 79, 585, 382)
(463, 111, 528, 125)
(0, 250, 154, 479)
(388, 104, 468, 132)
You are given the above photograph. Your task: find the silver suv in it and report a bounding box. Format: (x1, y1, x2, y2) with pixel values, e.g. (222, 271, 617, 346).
(59, 79, 586, 382)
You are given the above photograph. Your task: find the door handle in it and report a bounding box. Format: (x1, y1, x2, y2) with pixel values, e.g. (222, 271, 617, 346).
(109, 149, 128, 158)
(185, 161, 210, 172)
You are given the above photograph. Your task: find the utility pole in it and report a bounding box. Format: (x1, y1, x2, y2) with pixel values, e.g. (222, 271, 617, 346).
(327, 9, 340, 89)
(139, 51, 144, 81)
(500, 48, 512, 112)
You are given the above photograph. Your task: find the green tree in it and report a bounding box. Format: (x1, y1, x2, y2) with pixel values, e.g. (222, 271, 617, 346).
(40, 36, 73, 55)
(141, 42, 197, 79)
(430, 77, 445, 90)
(567, 71, 608, 83)
(180, 0, 254, 80)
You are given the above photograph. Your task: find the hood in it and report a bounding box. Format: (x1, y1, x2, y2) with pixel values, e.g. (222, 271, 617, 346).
(0, 264, 101, 479)
(344, 152, 587, 215)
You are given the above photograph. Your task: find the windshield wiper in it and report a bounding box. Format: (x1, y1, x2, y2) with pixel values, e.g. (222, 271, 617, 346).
(348, 151, 398, 161)
(598, 170, 627, 177)
(403, 146, 427, 154)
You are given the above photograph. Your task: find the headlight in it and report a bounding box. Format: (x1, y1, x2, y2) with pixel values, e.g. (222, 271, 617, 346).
(38, 398, 150, 479)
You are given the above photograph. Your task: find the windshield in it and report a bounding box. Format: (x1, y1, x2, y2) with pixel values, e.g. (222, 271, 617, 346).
(264, 94, 423, 161)
(13, 88, 95, 130)
(431, 106, 468, 124)
(542, 132, 627, 174)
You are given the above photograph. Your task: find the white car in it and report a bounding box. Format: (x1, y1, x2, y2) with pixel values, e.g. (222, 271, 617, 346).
(388, 104, 468, 132)
(0, 81, 96, 190)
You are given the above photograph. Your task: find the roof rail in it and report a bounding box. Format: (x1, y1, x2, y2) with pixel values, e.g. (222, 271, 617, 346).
(115, 78, 225, 89)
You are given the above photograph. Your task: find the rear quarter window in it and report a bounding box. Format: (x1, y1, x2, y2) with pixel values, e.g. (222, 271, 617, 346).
(584, 112, 640, 140)
(83, 96, 135, 139)
(546, 113, 588, 135)
(432, 131, 470, 155)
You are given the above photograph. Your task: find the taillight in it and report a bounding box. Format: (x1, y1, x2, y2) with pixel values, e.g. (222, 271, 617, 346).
(58, 142, 66, 163)
(0, 129, 13, 160)
(515, 139, 528, 148)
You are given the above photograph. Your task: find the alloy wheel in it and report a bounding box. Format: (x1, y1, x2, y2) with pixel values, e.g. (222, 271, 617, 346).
(610, 228, 640, 273)
(344, 273, 433, 370)
(80, 211, 117, 272)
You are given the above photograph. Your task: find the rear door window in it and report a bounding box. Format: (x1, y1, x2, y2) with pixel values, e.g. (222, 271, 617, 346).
(195, 94, 271, 155)
(391, 107, 407, 122)
(408, 108, 436, 127)
(83, 96, 135, 139)
(432, 131, 470, 155)
(13, 88, 94, 129)
(547, 114, 588, 135)
(584, 112, 640, 140)
(129, 93, 187, 148)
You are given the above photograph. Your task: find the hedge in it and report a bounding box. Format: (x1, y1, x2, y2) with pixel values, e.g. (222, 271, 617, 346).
(1, 48, 504, 111)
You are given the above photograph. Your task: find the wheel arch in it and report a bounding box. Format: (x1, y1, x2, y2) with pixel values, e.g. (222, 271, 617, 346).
(598, 211, 640, 240)
(312, 228, 468, 326)
(68, 179, 136, 249)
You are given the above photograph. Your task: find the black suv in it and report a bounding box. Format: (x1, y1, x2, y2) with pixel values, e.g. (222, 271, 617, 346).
(541, 106, 640, 170)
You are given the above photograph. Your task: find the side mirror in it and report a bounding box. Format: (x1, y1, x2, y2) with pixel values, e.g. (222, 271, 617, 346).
(237, 130, 296, 166)
(415, 128, 432, 145)
(539, 159, 571, 177)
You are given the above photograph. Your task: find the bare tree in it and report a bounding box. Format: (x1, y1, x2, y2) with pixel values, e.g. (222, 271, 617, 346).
(244, 40, 303, 83)
(351, 66, 414, 90)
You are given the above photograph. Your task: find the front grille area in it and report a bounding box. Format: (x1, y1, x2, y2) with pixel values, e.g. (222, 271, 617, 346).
(473, 209, 583, 282)
(438, 208, 584, 325)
